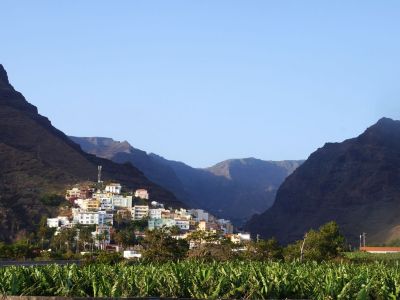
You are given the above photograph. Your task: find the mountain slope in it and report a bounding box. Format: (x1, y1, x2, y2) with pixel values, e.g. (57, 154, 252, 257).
(246, 118, 400, 245)
(71, 136, 302, 224)
(0, 64, 182, 241)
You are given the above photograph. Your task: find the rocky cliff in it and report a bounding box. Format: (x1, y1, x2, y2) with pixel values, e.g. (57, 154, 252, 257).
(246, 118, 400, 245)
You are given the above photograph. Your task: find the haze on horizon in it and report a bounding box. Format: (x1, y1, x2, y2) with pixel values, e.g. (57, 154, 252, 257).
(1, 1, 400, 167)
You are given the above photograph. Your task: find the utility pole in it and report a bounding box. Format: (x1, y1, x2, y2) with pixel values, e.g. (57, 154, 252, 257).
(362, 232, 366, 247)
(359, 234, 362, 249)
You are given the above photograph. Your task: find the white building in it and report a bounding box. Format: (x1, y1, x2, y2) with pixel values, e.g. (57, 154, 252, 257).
(189, 209, 209, 222)
(230, 233, 251, 244)
(148, 218, 176, 230)
(99, 196, 114, 211)
(174, 218, 190, 230)
(72, 209, 113, 226)
(135, 189, 149, 200)
(217, 219, 234, 234)
(47, 216, 70, 228)
(65, 187, 81, 200)
(105, 183, 122, 195)
(123, 250, 142, 259)
(131, 205, 149, 220)
(174, 208, 192, 220)
(112, 195, 133, 208)
(149, 208, 168, 219)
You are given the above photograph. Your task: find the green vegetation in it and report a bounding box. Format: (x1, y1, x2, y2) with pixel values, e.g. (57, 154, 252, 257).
(39, 194, 67, 206)
(344, 251, 400, 263)
(141, 228, 188, 262)
(2, 261, 400, 299)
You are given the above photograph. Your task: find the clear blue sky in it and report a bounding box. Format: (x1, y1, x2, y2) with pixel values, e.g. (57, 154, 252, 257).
(2, 1, 400, 167)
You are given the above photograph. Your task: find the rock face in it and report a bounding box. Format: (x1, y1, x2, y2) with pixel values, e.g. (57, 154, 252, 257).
(246, 118, 400, 245)
(0, 64, 182, 241)
(71, 136, 302, 224)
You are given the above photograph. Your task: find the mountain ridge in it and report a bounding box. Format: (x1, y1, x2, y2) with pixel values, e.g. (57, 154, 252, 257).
(71, 136, 303, 224)
(246, 117, 400, 245)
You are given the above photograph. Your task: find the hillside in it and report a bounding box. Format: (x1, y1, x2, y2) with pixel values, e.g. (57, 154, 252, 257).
(246, 118, 400, 245)
(71, 136, 302, 224)
(0, 64, 182, 241)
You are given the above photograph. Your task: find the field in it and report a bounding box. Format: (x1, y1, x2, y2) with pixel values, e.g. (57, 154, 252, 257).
(1, 261, 400, 299)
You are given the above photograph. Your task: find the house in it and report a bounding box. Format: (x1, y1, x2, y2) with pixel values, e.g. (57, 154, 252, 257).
(198, 220, 220, 232)
(217, 219, 234, 234)
(148, 218, 176, 230)
(65, 187, 81, 201)
(123, 250, 142, 259)
(230, 233, 251, 244)
(131, 205, 149, 220)
(189, 209, 209, 222)
(149, 208, 168, 219)
(174, 218, 190, 231)
(360, 247, 400, 253)
(174, 208, 192, 220)
(98, 196, 114, 211)
(76, 199, 101, 211)
(135, 189, 149, 200)
(66, 186, 93, 201)
(72, 209, 113, 226)
(112, 195, 133, 208)
(105, 183, 122, 195)
(47, 216, 70, 228)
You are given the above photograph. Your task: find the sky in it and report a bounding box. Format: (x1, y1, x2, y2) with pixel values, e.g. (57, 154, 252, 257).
(1, 1, 400, 167)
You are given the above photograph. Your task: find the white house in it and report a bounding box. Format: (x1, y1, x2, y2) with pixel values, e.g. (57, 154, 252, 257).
(149, 208, 168, 219)
(174, 218, 190, 230)
(112, 195, 133, 208)
(99, 196, 114, 211)
(131, 205, 149, 220)
(230, 233, 251, 244)
(123, 250, 142, 259)
(148, 218, 176, 230)
(72, 209, 113, 226)
(47, 216, 70, 228)
(105, 183, 122, 195)
(134, 189, 149, 200)
(217, 219, 234, 234)
(189, 209, 209, 222)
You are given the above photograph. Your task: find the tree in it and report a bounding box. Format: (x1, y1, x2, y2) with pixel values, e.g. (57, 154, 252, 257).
(141, 228, 188, 262)
(284, 221, 345, 262)
(114, 229, 136, 248)
(51, 227, 77, 253)
(37, 216, 52, 250)
(243, 238, 283, 261)
(187, 243, 235, 261)
(76, 225, 95, 252)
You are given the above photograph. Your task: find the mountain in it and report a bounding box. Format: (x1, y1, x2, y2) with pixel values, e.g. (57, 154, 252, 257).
(0, 64, 182, 241)
(246, 118, 400, 245)
(71, 137, 302, 224)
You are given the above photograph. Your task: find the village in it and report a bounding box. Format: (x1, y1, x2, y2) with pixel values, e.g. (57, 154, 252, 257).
(46, 166, 251, 259)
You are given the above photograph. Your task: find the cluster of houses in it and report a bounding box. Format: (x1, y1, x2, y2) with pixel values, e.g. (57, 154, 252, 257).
(47, 181, 251, 257)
